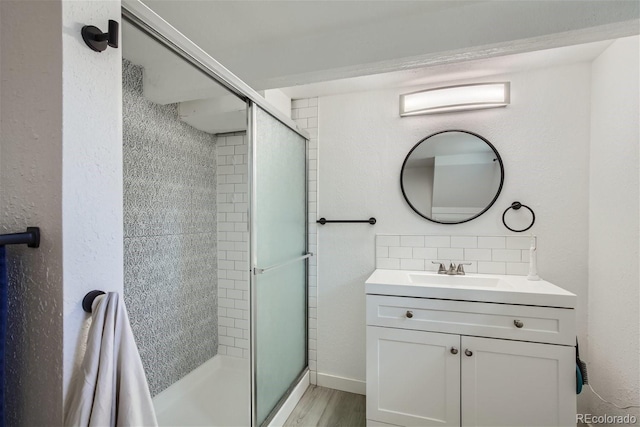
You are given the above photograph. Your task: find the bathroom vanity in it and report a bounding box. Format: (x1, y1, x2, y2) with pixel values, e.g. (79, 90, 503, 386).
(365, 269, 577, 427)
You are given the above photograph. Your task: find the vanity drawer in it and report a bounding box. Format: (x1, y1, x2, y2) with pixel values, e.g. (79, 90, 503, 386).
(366, 294, 575, 345)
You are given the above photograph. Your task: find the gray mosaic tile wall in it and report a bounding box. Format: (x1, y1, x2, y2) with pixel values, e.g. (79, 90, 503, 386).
(122, 59, 218, 396)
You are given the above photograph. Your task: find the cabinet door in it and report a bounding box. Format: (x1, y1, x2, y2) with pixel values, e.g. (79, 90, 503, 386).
(461, 336, 575, 427)
(367, 327, 460, 426)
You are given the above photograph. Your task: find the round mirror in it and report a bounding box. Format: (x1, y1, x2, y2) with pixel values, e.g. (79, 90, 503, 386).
(400, 130, 504, 224)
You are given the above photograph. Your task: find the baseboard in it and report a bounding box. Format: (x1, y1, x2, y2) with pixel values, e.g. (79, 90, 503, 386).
(268, 370, 310, 427)
(317, 372, 366, 395)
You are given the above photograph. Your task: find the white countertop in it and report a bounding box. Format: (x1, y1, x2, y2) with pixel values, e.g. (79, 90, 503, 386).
(365, 269, 576, 308)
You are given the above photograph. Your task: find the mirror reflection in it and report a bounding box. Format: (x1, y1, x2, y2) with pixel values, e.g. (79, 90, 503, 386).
(400, 130, 504, 224)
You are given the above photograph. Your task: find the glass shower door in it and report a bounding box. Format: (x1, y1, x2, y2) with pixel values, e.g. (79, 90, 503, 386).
(250, 105, 308, 426)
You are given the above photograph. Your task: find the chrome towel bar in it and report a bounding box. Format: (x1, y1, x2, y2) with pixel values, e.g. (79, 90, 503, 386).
(253, 253, 313, 275)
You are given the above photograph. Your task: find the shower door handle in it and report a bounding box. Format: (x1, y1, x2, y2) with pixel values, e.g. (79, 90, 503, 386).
(253, 253, 313, 275)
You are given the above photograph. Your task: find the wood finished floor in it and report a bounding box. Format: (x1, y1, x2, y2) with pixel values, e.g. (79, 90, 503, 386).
(284, 386, 366, 427)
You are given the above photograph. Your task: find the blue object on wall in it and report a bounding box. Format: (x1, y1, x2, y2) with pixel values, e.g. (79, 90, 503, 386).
(576, 364, 583, 394)
(0, 245, 7, 426)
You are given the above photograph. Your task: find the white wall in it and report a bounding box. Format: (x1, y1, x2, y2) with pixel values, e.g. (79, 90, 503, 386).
(1, 1, 122, 423)
(316, 63, 592, 394)
(62, 0, 123, 402)
(588, 36, 639, 420)
(61, 0, 122, 400)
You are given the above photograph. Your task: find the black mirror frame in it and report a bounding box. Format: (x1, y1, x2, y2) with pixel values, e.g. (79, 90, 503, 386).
(400, 129, 505, 225)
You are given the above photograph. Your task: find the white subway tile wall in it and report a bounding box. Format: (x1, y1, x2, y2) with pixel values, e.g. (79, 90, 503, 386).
(216, 133, 250, 359)
(376, 234, 532, 275)
(292, 97, 319, 384)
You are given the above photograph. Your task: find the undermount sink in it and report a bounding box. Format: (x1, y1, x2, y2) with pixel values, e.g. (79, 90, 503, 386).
(408, 273, 506, 288)
(365, 269, 576, 308)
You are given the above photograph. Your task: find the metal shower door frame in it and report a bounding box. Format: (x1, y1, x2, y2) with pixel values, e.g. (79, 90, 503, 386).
(248, 103, 310, 426)
(121, 3, 310, 425)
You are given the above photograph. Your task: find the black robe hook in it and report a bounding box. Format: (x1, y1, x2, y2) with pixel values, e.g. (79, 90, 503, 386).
(81, 20, 119, 52)
(82, 290, 106, 313)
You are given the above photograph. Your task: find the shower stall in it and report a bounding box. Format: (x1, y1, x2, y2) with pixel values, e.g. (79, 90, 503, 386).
(121, 2, 309, 425)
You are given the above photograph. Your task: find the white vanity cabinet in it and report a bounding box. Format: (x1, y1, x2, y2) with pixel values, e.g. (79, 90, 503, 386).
(365, 293, 576, 427)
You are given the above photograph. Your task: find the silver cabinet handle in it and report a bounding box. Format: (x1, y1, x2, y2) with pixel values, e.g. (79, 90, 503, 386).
(464, 349, 473, 357)
(514, 319, 524, 328)
(450, 347, 458, 355)
(406, 310, 413, 319)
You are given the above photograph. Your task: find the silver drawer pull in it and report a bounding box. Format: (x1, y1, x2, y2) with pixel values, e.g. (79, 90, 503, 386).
(406, 310, 413, 319)
(464, 349, 473, 357)
(514, 319, 524, 328)
(450, 347, 458, 355)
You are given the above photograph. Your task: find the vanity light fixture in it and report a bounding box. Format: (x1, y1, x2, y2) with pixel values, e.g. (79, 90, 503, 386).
(400, 82, 510, 116)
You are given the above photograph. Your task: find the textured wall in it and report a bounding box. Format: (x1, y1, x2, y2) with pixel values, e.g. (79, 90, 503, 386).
(588, 36, 639, 420)
(122, 59, 218, 396)
(314, 63, 591, 393)
(0, 2, 64, 424)
(61, 0, 123, 402)
(1, 0, 123, 423)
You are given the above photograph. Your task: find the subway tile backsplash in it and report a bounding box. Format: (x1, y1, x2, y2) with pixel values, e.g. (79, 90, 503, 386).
(376, 234, 531, 275)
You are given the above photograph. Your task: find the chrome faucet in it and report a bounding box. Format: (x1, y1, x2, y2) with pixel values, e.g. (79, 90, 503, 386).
(432, 261, 472, 275)
(447, 263, 457, 275)
(456, 262, 472, 275)
(431, 261, 447, 274)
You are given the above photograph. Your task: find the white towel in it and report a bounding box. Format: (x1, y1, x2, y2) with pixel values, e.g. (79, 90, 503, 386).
(64, 292, 158, 427)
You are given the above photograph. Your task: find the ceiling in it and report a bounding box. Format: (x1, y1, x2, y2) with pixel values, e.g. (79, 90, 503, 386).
(125, 0, 639, 134)
(140, 0, 639, 91)
(279, 39, 614, 99)
(141, 1, 480, 50)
